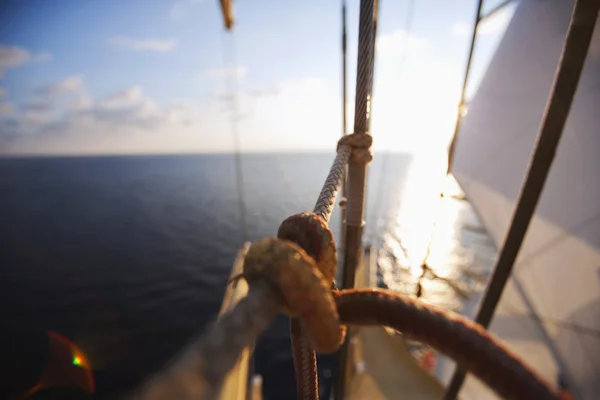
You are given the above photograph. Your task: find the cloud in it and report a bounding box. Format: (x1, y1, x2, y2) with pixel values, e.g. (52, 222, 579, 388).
(169, 0, 204, 20)
(0, 102, 15, 116)
(21, 110, 55, 126)
(90, 86, 161, 123)
(202, 65, 247, 79)
(23, 99, 53, 112)
(37, 75, 85, 96)
(98, 86, 144, 109)
(0, 44, 52, 77)
(34, 51, 53, 63)
(452, 8, 514, 37)
(69, 96, 93, 111)
(108, 37, 177, 52)
(0, 88, 6, 98)
(452, 21, 471, 37)
(246, 87, 281, 98)
(0, 76, 343, 155)
(376, 30, 428, 57)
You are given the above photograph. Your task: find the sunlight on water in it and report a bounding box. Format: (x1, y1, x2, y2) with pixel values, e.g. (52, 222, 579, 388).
(372, 152, 498, 380)
(376, 151, 495, 312)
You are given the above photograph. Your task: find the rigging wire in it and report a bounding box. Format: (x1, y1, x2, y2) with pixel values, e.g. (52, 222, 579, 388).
(414, 0, 486, 298)
(366, 0, 416, 245)
(221, 29, 249, 244)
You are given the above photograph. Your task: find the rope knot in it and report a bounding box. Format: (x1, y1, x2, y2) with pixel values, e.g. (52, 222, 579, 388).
(277, 212, 338, 286)
(337, 132, 373, 165)
(242, 237, 344, 353)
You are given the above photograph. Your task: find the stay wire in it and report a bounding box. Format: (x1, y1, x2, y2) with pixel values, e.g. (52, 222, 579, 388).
(221, 29, 248, 244)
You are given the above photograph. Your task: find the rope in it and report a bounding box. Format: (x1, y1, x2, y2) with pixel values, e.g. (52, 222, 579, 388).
(279, 212, 338, 400)
(353, 0, 376, 136)
(291, 318, 318, 400)
(445, 0, 600, 397)
(221, 28, 248, 243)
(133, 173, 570, 400)
(336, 1, 378, 398)
(134, 247, 570, 400)
(314, 144, 352, 223)
(133, 281, 278, 400)
(290, 134, 364, 399)
(334, 289, 565, 400)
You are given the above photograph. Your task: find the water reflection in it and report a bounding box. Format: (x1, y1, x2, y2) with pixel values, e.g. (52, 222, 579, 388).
(372, 152, 497, 376)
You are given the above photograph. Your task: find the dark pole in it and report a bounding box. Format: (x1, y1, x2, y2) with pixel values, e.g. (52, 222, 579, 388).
(340, 0, 348, 258)
(335, 0, 378, 399)
(342, 1, 348, 136)
(444, 0, 600, 398)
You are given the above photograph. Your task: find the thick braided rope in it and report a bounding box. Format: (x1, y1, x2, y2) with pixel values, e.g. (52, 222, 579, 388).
(243, 238, 344, 353)
(353, 0, 376, 134)
(291, 132, 373, 399)
(291, 318, 318, 400)
(132, 282, 278, 400)
(278, 213, 342, 400)
(133, 243, 569, 400)
(334, 289, 563, 400)
(133, 236, 343, 400)
(313, 144, 351, 223)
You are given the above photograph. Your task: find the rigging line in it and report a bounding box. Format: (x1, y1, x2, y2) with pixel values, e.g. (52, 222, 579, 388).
(415, 0, 485, 297)
(502, 303, 600, 339)
(221, 29, 248, 244)
(366, 0, 416, 244)
(445, 0, 600, 397)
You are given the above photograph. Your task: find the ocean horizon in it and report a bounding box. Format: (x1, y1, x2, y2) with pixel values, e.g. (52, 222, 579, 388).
(0, 152, 495, 399)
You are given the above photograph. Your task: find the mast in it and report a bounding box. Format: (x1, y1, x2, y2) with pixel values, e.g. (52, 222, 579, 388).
(340, 0, 348, 259)
(444, 0, 600, 397)
(335, 0, 379, 398)
(219, 0, 234, 30)
(342, 1, 348, 137)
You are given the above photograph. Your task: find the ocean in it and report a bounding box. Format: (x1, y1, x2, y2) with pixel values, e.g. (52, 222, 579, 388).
(0, 153, 497, 399)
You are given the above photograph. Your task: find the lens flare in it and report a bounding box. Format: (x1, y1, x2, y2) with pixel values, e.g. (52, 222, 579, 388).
(26, 331, 94, 397)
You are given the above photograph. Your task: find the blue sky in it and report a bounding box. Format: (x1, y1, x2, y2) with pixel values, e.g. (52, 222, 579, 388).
(0, 0, 515, 155)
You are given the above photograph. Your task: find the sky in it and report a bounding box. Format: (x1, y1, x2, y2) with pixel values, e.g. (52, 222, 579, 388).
(0, 0, 516, 155)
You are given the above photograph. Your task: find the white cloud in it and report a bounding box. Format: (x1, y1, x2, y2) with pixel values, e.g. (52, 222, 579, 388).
(0, 102, 15, 116)
(0, 27, 467, 158)
(0, 44, 51, 77)
(37, 75, 85, 96)
(34, 51, 53, 63)
(0, 76, 343, 155)
(108, 37, 177, 52)
(376, 30, 428, 57)
(202, 65, 247, 79)
(452, 8, 514, 38)
(21, 110, 55, 126)
(246, 87, 281, 98)
(0, 45, 30, 77)
(69, 95, 93, 111)
(98, 86, 144, 109)
(23, 99, 53, 112)
(169, 0, 204, 20)
(452, 21, 471, 37)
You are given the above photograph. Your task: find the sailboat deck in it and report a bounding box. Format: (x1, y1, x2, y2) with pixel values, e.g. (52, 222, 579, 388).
(345, 249, 444, 399)
(349, 327, 444, 399)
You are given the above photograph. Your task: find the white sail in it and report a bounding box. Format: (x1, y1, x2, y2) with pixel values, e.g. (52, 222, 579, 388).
(451, 1, 600, 399)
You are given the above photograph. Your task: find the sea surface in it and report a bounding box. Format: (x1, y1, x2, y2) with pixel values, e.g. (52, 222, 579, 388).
(0, 153, 497, 399)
